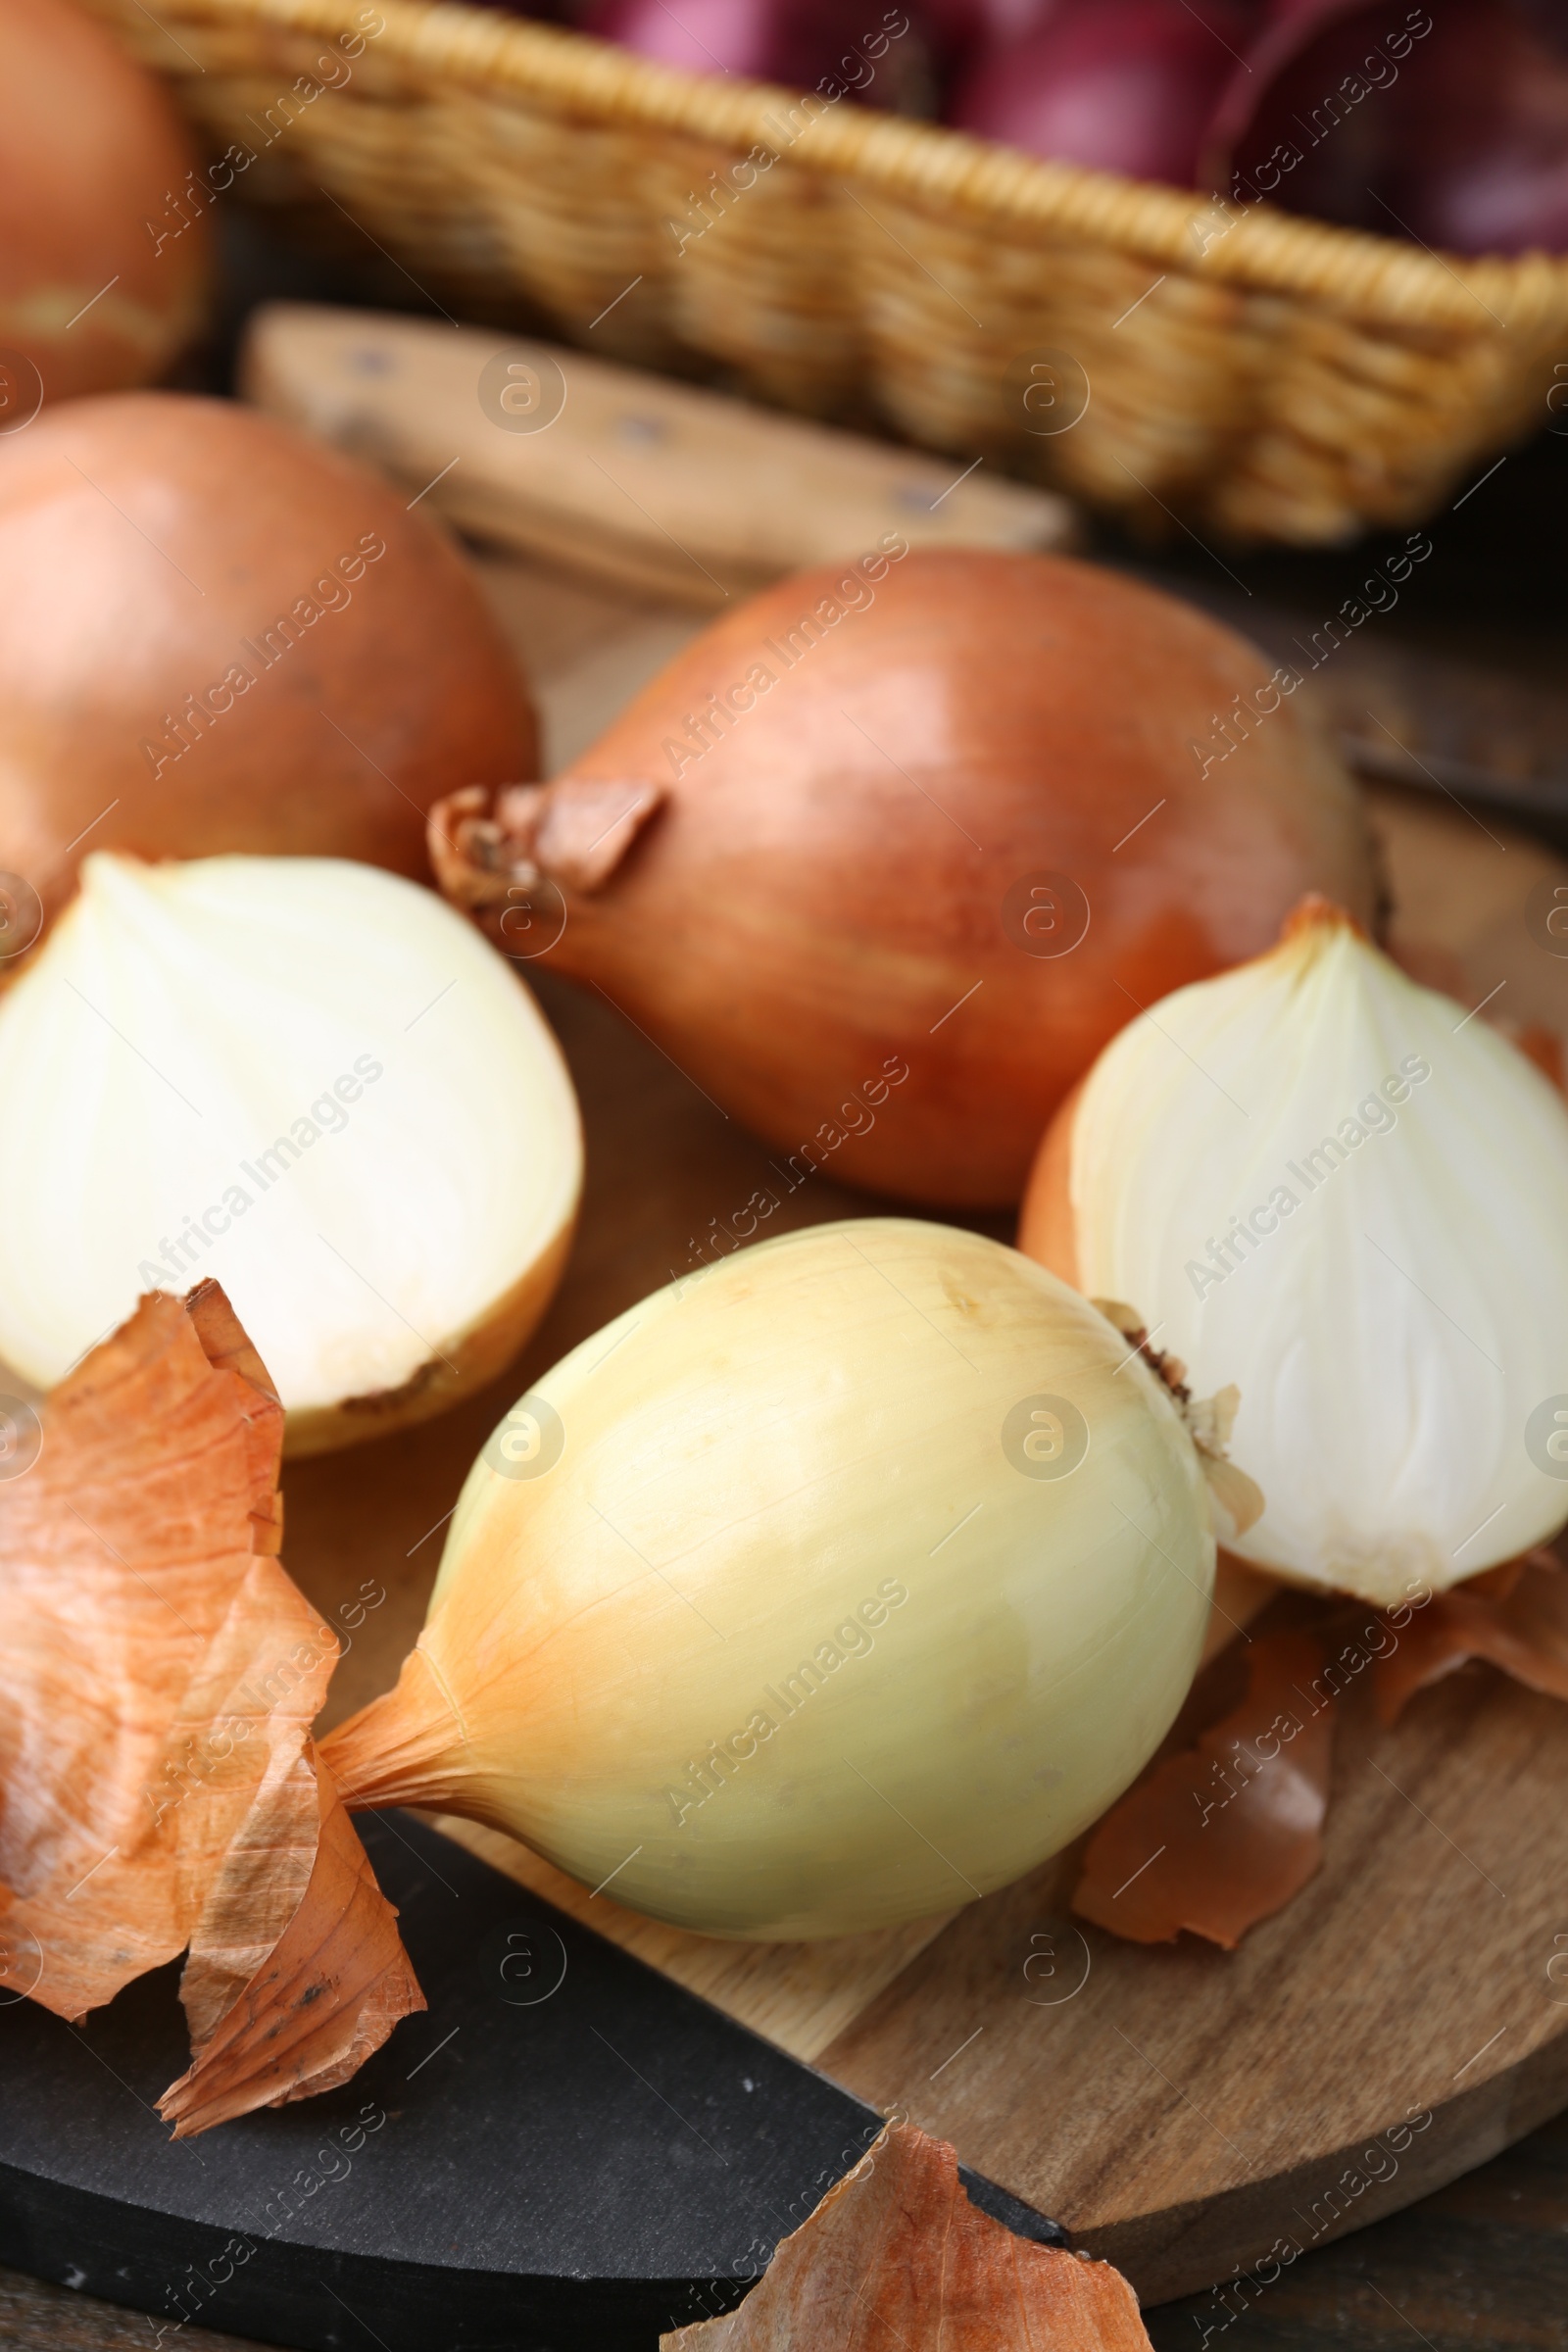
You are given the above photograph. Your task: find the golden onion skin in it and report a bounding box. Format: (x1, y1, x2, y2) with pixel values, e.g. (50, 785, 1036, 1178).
(540, 550, 1377, 1208)
(325, 1220, 1213, 1937)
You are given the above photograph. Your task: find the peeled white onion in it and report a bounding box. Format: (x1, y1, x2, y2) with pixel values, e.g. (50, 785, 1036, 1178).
(1021, 902, 1568, 1604)
(0, 853, 581, 1452)
(321, 1218, 1218, 1938)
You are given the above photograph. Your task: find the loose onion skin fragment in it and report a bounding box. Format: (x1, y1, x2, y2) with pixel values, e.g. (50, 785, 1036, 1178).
(0, 853, 582, 1453)
(1081, 1550, 1568, 1952)
(0, 394, 537, 932)
(662, 2119, 1153, 2350)
(430, 550, 1375, 1209)
(159, 1752, 423, 2138)
(1073, 1627, 1335, 1949)
(0, 1285, 422, 2134)
(0, 0, 209, 406)
(1374, 1548, 1568, 1723)
(1021, 899, 1568, 1602)
(323, 1219, 1226, 1939)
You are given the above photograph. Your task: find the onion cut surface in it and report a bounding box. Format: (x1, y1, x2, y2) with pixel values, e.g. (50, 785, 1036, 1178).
(0, 853, 581, 1452)
(1022, 901, 1568, 1603)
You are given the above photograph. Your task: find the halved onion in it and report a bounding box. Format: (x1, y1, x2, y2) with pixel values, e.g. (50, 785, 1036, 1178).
(0, 853, 581, 1452)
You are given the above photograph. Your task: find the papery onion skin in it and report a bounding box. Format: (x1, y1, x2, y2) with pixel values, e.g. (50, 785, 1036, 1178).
(0, 853, 582, 1453)
(513, 551, 1374, 1209)
(0, 0, 210, 405)
(321, 1219, 1215, 1939)
(0, 395, 536, 932)
(1020, 902, 1568, 1603)
(0, 1281, 424, 2132)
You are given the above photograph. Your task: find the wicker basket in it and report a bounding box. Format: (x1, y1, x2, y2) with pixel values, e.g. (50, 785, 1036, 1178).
(95, 0, 1568, 542)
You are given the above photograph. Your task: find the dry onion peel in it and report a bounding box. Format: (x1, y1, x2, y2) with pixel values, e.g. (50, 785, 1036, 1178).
(1087, 1299, 1263, 1547)
(1081, 1548, 1568, 1950)
(1073, 1626, 1335, 1949)
(1021, 898, 1568, 1604)
(160, 1753, 423, 2137)
(1373, 1546, 1568, 1724)
(0, 852, 582, 1453)
(322, 1218, 1250, 1940)
(662, 2119, 1152, 2350)
(0, 1283, 422, 2135)
(436, 777, 668, 907)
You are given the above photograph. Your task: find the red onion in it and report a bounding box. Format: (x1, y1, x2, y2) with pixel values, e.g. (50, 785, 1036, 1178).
(584, 0, 932, 105)
(921, 0, 1062, 68)
(948, 0, 1252, 184)
(1204, 0, 1568, 254)
(1200, 1, 1398, 224)
(1392, 2, 1568, 255)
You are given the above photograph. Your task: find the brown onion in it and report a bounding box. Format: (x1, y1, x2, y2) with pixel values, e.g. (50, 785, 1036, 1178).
(431, 549, 1375, 1208)
(0, 394, 537, 934)
(0, 0, 210, 406)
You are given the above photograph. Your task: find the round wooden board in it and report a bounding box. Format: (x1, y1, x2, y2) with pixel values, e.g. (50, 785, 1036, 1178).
(243, 557, 1568, 2302)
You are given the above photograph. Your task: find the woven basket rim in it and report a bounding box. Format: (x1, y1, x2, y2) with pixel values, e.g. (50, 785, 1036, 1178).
(167, 0, 1568, 333)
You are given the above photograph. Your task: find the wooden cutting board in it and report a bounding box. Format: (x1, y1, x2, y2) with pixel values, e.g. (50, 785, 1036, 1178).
(243, 305, 1076, 609)
(266, 543, 1568, 2308)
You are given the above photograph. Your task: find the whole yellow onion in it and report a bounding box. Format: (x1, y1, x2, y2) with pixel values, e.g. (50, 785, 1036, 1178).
(323, 1219, 1219, 1938)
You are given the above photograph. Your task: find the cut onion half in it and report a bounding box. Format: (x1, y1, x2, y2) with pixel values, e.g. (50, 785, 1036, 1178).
(0, 853, 582, 1452)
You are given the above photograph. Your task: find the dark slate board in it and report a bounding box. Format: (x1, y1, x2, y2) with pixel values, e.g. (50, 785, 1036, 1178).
(0, 1813, 1061, 2352)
